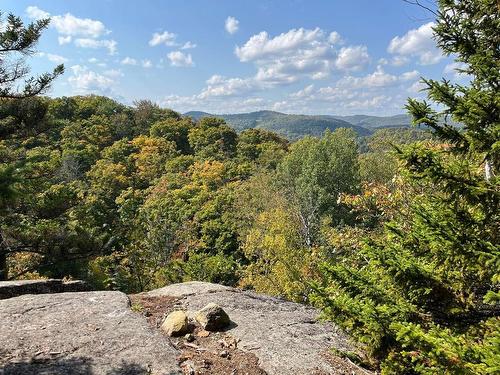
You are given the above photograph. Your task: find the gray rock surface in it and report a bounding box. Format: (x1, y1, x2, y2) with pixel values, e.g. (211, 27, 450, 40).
(0, 291, 181, 375)
(0, 279, 89, 300)
(146, 282, 357, 375)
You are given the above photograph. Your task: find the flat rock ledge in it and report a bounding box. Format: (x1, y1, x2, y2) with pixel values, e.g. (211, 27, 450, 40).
(0, 281, 368, 375)
(0, 291, 181, 375)
(0, 279, 89, 300)
(146, 281, 361, 375)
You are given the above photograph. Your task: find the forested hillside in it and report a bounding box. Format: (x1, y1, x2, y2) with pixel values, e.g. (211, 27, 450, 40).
(3, 94, 418, 289)
(331, 114, 411, 129)
(0, 0, 498, 374)
(185, 110, 372, 139)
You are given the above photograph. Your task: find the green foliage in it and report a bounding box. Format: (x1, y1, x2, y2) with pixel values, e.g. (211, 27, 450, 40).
(278, 128, 361, 244)
(312, 1, 500, 373)
(188, 117, 238, 160)
(0, 11, 64, 99)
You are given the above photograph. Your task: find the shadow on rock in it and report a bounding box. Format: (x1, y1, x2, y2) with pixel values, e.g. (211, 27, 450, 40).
(0, 357, 178, 375)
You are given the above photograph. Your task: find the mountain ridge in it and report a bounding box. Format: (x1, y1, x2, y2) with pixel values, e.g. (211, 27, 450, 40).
(184, 110, 412, 139)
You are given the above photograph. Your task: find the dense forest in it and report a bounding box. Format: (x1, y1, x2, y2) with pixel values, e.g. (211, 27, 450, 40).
(0, 0, 498, 374)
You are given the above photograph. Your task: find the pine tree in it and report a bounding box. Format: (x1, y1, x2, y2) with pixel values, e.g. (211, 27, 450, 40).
(0, 10, 64, 280)
(312, 1, 499, 372)
(0, 11, 64, 99)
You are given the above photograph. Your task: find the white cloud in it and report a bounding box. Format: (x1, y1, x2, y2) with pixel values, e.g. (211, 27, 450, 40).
(328, 31, 342, 44)
(335, 45, 370, 71)
(121, 57, 138, 65)
(74, 38, 117, 55)
(225, 16, 239, 34)
(390, 56, 410, 67)
(234, 27, 360, 85)
(337, 66, 420, 89)
(400, 70, 420, 81)
(67, 65, 115, 94)
(167, 51, 194, 67)
(149, 31, 178, 47)
(142, 59, 153, 68)
(181, 41, 197, 50)
(26, 6, 50, 19)
(103, 69, 123, 78)
(234, 27, 372, 85)
(199, 75, 256, 98)
(407, 80, 426, 93)
(388, 22, 443, 65)
(120, 57, 153, 68)
(26, 6, 108, 38)
(444, 61, 472, 80)
(290, 84, 315, 98)
(88, 57, 99, 64)
(37, 52, 68, 64)
(58, 35, 72, 45)
(235, 27, 325, 62)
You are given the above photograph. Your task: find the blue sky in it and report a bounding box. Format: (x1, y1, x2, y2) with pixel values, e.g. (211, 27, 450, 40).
(3, 0, 467, 115)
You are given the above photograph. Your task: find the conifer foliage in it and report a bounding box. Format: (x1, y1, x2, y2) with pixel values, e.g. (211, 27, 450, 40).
(312, 1, 499, 373)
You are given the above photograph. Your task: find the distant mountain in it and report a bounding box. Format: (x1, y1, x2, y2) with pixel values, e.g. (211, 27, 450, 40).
(184, 110, 372, 139)
(329, 114, 412, 130)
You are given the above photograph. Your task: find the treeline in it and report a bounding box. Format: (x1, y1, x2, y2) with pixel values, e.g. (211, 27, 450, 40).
(1, 94, 417, 289)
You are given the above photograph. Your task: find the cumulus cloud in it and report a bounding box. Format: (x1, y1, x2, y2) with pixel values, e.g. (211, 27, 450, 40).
(103, 69, 123, 79)
(235, 27, 325, 62)
(160, 27, 372, 105)
(388, 22, 443, 65)
(74, 38, 117, 55)
(26, 6, 117, 55)
(337, 66, 419, 89)
(407, 80, 427, 93)
(67, 65, 115, 94)
(37, 52, 68, 64)
(26, 6, 50, 19)
(225, 16, 239, 34)
(26, 6, 108, 38)
(181, 41, 197, 49)
(167, 51, 194, 67)
(149, 31, 178, 47)
(232, 27, 369, 85)
(328, 31, 343, 44)
(121, 57, 138, 65)
(199, 75, 256, 98)
(58, 35, 72, 45)
(142, 59, 153, 68)
(444, 61, 472, 81)
(290, 84, 315, 98)
(335, 45, 370, 71)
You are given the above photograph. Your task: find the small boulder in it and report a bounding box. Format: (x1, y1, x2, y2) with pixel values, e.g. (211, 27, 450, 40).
(195, 303, 230, 331)
(161, 310, 188, 336)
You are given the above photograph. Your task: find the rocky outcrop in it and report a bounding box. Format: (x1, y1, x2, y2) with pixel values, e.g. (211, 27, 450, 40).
(146, 281, 360, 375)
(0, 279, 89, 300)
(0, 281, 368, 375)
(0, 291, 181, 375)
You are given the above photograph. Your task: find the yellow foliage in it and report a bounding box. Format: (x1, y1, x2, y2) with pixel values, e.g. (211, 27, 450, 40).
(131, 136, 177, 180)
(190, 160, 226, 189)
(240, 207, 316, 302)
